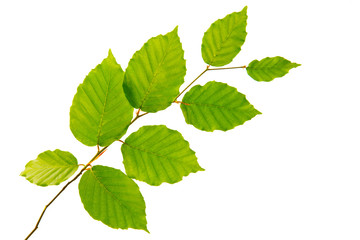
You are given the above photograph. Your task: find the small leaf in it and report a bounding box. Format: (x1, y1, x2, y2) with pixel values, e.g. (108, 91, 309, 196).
(78, 165, 148, 232)
(123, 26, 186, 113)
(70, 49, 134, 147)
(180, 81, 261, 132)
(121, 125, 204, 186)
(246, 56, 301, 82)
(201, 6, 248, 66)
(20, 149, 78, 186)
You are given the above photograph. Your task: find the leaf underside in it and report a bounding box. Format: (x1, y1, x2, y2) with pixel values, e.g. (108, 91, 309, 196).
(123, 26, 186, 113)
(180, 81, 261, 132)
(20, 149, 78, 186)
(121, 125, 204, 186)
(246, 56, 301, 82)
(70, 50, 134, 147)
(78, 165, 148, 232)
(201, 6, 248, 66)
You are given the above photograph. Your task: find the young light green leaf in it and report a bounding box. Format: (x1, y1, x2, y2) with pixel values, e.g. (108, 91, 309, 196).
(20, 149, 78, 186)
(78, 165, 148, 232)
(70, 50, 134, 147)
(123, 26, 186, 113)
(180, 81, 261, 132)
(121, 125, 204, 186)
(246, 56, 301, 82)
(201, 6, 248, 66)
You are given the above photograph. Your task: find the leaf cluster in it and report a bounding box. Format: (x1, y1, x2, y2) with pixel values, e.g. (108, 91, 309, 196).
(21, 6, 300, 237)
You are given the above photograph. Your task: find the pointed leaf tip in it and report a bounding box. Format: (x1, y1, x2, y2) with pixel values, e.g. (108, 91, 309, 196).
(107, 49, 115, 60)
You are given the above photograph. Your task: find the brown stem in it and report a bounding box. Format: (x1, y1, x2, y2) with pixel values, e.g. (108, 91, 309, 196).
(173, 100, 190, 105)
(130, 111, 149, 125)
(174, 65, 246, 101)
(174, 66, 210, 101)
(25, 146, 108, 239)
(207, 65, 246, 71)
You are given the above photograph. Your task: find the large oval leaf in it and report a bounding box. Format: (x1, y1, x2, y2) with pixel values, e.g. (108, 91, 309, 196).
(20, 149, 78, 186)
(70, 50, 134, 147)
(201, 6, 248, 66)
(246, 56, 301, 82)
(123, 27, 186, 113)
(121, 125, 204, 186)
(180, 81, 261, 131)
(78, 165, 148, 232)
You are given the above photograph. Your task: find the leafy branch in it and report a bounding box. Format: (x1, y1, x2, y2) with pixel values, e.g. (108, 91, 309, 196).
(24, 67, 200, 239)
(21, 6, 300, 239)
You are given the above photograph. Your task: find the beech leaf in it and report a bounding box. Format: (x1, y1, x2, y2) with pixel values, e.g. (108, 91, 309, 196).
(20, 149, 78, 186)
(70, 50, 134, 147)
(123, 26, 186, 113)
(121, 125, 204, 186)
(180, 81, 261, 131)
(246, 56, 301, 82)
(78, 165, 148, 232)
(201, 6, 248, 66)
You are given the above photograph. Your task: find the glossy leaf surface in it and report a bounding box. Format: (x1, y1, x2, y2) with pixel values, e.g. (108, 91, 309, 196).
(123, 27, 186, 112)
(78, 165, 148, 232)
(21, 149, 78, 186)
(201, 7, 248, 66)
(70, 50, 133, 147)
(247, 56, 301, 82)
(180, 81, 261, 131)
(121, 125, 204, 186)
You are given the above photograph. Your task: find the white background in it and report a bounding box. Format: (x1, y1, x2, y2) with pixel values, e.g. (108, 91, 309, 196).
(1, 0, 360, 239)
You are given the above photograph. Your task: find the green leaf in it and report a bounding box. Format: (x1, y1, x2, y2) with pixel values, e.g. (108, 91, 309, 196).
(201, 6, 248, 66)
(180, 81, 261, 132)
(123, 26, 186, 113)
(121, 125, 204, 186)
(20, 149, 78, 186)
(70, 49, 134, 147)
(246, 56, 301, 82)
(78, 165, 148, 232)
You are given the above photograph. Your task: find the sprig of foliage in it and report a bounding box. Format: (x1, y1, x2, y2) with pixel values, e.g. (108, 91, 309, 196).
(21, 6, 300, 239)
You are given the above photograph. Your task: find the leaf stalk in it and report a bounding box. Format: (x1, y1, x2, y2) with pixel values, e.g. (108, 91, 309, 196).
(174, 64, 246, 101)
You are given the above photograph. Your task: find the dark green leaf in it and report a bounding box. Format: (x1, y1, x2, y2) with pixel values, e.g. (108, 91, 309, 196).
(180, 81, 261, 131)
(20, 149, 78, 186)
(121, 125, 204, 186)
(123, 27, 186, 113)
(246, 56, 301, 82)
(70, 50, 134, 147)
(78, 165, 148, 232)
(201, 6, 248, 66)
